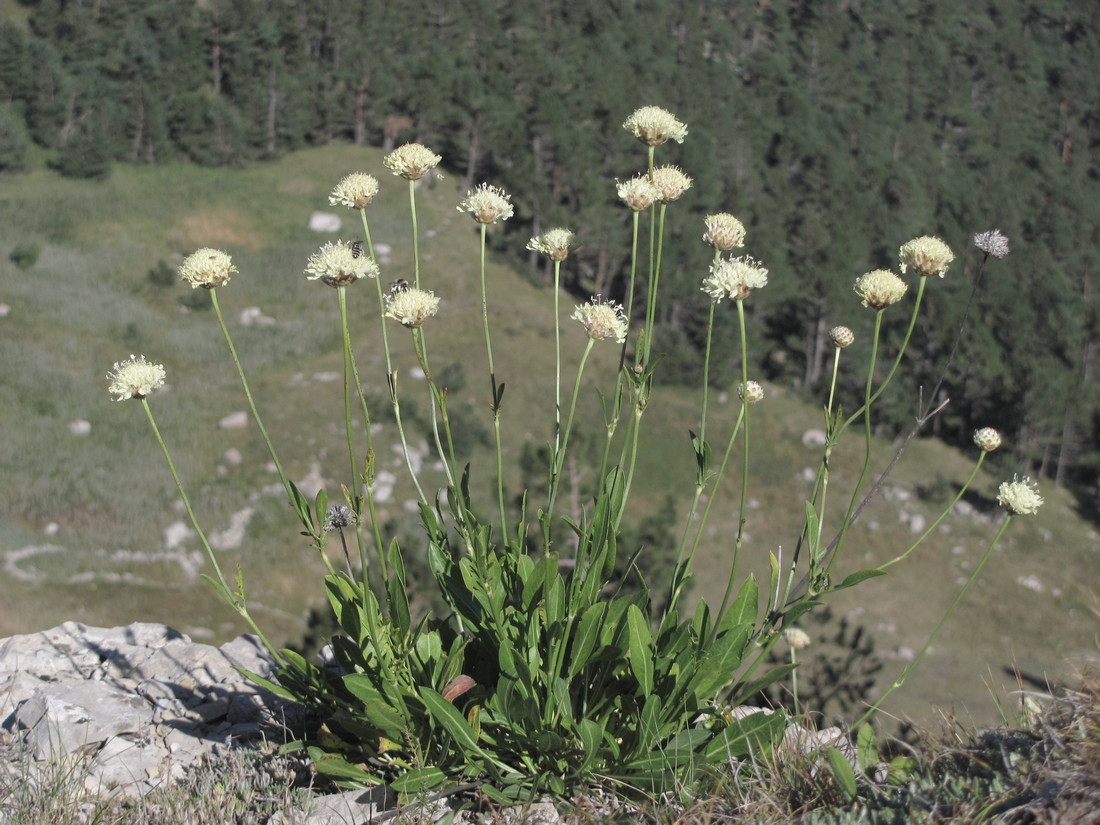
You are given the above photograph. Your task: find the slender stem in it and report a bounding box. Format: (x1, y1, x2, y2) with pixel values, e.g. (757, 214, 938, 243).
(855, 516, 1013, 728)
(408, 179, 421, 289)
(476, 222, 508, 540)
(336, 287, 368, 565)
(553, 259, 563, 454)
(140, 399, 285, 663)
(546, 339, 596, 544)
(618, 212, 641, 373)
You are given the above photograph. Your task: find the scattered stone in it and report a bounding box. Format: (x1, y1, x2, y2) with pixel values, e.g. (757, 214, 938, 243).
(801, 428, 827, 448)
(68, 419, 91, 436)
(0, 303, 10, 317)
(309, 212, 341, 232)
(219, 411, 249, 429)
(224, 447, 243, 466)
(44, 522, 59, 536)
(239, 306, 276, 326)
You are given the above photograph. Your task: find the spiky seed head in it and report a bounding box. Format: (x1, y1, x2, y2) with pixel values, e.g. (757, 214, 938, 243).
(616, 176, 660, 212)
(703, 213, 746, 251)
(738, 380, 765, 404)
(854, 269, 908, 309)
(650, 165, 693, 203)
(973, 229, 1010, 259)
(899, 235, 955, 278)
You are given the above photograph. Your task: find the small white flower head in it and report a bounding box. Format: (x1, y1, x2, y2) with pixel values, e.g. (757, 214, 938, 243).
(702, 256, 769, 303)
(616, 176, 660, 212)
(329, 172, 380, 209)
(783, 627, 811, 650)
(107, 354, 166, 401)
(178, 248, 237, 289)
(854, 269, 908, 309)
(899, 235, 955, 278)
(973, 229, 1010, 259)
(305, 241, 379, 287)
(997, 475, 1044, 515)
(973, 427, 1002, 452)
(382, 143, 442, 181)
(703, 213, 746, 251)
(458, 183, 514, 224)
(829, 325, 855, 348)
(572, 296, 628, 344)
(738, 380, 764, 404)
(650, 165, 693, 203)
(527, 228, 576, 261)
(622, 105, 688, 146)
(384, 286, 440, 328)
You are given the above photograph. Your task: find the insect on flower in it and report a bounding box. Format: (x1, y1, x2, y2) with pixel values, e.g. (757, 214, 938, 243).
(388, 279, 411, 296)
(347, 240, 365, 259)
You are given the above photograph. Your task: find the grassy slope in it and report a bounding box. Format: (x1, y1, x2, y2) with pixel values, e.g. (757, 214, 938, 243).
(0, 145, 1095, 728)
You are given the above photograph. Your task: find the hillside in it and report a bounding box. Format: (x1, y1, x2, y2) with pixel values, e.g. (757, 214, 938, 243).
(0, 144, 1096, 729)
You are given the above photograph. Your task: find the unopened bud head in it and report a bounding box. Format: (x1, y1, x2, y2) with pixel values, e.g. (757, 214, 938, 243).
(738, 380, 764, 404)
(829, 325, 854, 348)
(973, 427, 1002, 452)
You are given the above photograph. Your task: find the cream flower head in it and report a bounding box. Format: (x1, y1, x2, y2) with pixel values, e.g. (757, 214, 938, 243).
(178, 248, 237, 289)
(305, 241, 380, 287)
(572, 296, 628, 344)
(783, 628, 811, 650)
(702, 256, 768, 303)
(622, 106, 688, 146)
(650, 165, 693, 203)
(854, 269, 908, 309)
(458, 184, 514, 224)
(899, 235, 954, 278)
(973, 229, 1010, 259)
(616, 176, 660, 212)
(383, 143, 442, 180)
(829, 326, 855, 348)
(329, 173, 380, 209)
(527, 228, 576, 261)
(973, 427, 1002, 452)
(107, 354, 166, 401)
(738, 380, 765, 404)
(997, 475, 1043, 515)
(384, 286, 440, 328)
(703, 213, 746, 251)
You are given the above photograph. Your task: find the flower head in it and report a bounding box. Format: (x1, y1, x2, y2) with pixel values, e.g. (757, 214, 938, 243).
(572, 296, 628, 344)
(305, 241, 379, 287)
(329, 173, 380, 209)
(973, 427, 1002, 452)
(384, 286, 439, 328)
(650, 165, 693, 203)
(703, 213, 746, 251)
(973, 229, 1010, 259)
(527, 228, 576, 261)
(622, 106, 688, 146)
(783, 628, 811, 650)
(899, 235, 954, 278)
(458, 184, 513, 224)
(997, 475, 1043, 515)
(107, 354, 166, 401)
(738, 380, 765, 404)
(325, 504, 355, 530)
(829, 326, 855, 348)
(616, 176, 660, 212)
(854, 269, 908, 309)
(383, 143, 442, 181)
(178, 248, 237, 289)
(702, 256, 769, 302)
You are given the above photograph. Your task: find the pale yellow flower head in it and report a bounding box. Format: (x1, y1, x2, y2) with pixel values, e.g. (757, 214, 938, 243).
(829, 326, 855, 348)
(616, 176, 660, 212)
(702, 256, 768, 303)
(305, 241, 380, 287)
(622, 106, 688, 146)
(997, 475, 1043, 515)
(107, 354, 166, 401)
(572, 296, 628, 344)
(783, 628, 811, 650)
(973, 427, 1002, 452)
(854, 269, 908, 309)
(458, 183, 514, 224)
(383, 143, 442, 181)
(329, 172, 380, 209)
(527, 228, 576, 261)
(703, 213, 746, 251)
(899, 235, 954, 278)
(178, 248, 237, 289)
(384, 286, 439, 328)
(738, 380, 765, 404)
(650, 165, 693, 203)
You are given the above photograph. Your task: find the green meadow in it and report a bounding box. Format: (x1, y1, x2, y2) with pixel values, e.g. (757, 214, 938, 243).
(0, 145, 1094, 728)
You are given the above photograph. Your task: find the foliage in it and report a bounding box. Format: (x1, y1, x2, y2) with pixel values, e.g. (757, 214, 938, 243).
(9, 240, 40, 270)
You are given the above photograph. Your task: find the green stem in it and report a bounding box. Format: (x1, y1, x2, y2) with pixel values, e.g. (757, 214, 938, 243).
(855, 515, 1013, 728)
(408, 179, 421, 288)
(477, 222, 508, 540)
(336, 286, 368, 569)
(546, 338, 596, 546)
(553, 259, 562, 454)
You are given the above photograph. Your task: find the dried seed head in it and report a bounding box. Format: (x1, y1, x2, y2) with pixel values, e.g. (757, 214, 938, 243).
(616, 176, 660, 212)
(703, 213, 746, 251)
(650, 165, 693, 203)
(973, 229, 1010, 259)
(899, 235, 954, 278)
(829, 325, 855, 348)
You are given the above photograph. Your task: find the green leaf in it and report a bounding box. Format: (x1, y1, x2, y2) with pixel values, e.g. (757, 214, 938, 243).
(703, 711, 786, 761)
(804, 501, 820, 558)
(307, 748, 381, 784)
(314, 488, 330, 531)
(389, 766, 448, 794)
(236, 668, 298, 702)
(826, 748, 858, 801)
(386, 538, 411, 633)
(887, 755, 915, 784)
(856, 723, 878, 773)
(626, 604, 654, 694)
(576, 719, 604, 773)
(834, 568, 887, 591)
(735, 663, 798, 702)
(567, 602, 606, 678)
(717, 575, 758, 636)
(420, 687, 486, 756)
(689, 623, 751, 700)
(342, 674, 408, 741)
